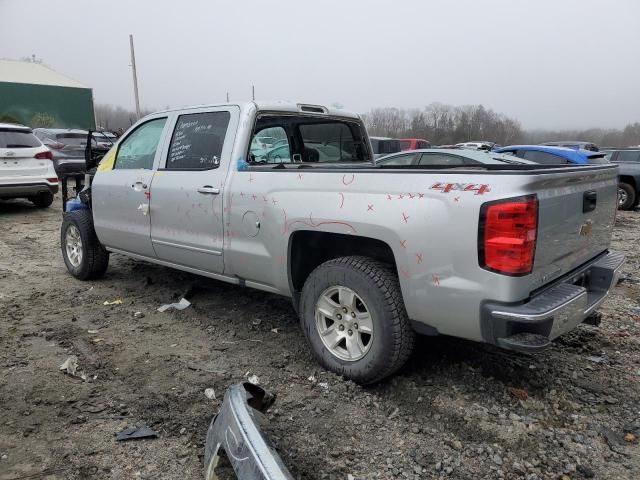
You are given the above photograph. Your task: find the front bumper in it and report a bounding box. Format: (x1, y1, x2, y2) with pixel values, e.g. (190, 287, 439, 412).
(482, 251, 624, 352)
(204, 383, 294, 480)
(0, 182, 59, 198)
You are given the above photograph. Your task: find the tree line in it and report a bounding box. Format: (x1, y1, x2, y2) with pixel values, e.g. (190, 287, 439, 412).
(94, 101, 640, 148)
(361, 103, 640, 147)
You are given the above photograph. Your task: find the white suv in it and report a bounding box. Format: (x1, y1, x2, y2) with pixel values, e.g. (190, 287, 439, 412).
(0, 123, 59, 207)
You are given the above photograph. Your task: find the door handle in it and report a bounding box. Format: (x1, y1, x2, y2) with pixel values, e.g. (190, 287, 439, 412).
(197, 186, 220, 195)
(131, 181, 148, 190)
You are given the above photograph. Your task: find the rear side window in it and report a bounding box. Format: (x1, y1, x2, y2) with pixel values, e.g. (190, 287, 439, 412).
(56, 133, 87, 147)
(416, 141, 430, 149)
(615, 151, 640, 163)
(0, 129, 41, 148)
(378, 139, 401, 155)
(115, 118, 167, 170)
(166, 112, 230, 170)
(522, 150, 569, 164)
(399, 140, 411, 150)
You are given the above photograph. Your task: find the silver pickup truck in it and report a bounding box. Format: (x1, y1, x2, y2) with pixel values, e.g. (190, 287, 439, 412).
(60, 101, 624, 384)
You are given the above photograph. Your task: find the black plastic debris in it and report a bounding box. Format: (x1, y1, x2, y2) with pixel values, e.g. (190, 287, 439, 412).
(116, 425, 158, 441)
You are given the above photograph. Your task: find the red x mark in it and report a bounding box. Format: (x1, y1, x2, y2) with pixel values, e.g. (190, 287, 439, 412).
(298, 173, 303, 180)
(454, 197, 460, 202)
(418, 193, 425, 199)
(240, 192, 245, 197)
(398, 194, 404, 199)
(367, 204, 374, 211)
(416, 253, 423, 264)
(408, 193, 415, 199)
(400, 240, 407, 249)
(432, 274, 440, 286)
(402, 212, 410, 223)
(387, 194, 393, 200)
(252, 194, 257, 200)
(272, 198, 278, 205)
(144, 191, 151, 200)
(248, 174, 254, 182)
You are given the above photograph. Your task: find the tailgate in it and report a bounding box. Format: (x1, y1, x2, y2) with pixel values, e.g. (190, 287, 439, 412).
(0, 147, 50, 178)
(531, 165, 618, 283)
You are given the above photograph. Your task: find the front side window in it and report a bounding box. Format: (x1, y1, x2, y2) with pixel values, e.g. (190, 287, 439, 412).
(166, 112, 230, 170)
(115, 118, 167, 170)
(616, 150, 640, 163)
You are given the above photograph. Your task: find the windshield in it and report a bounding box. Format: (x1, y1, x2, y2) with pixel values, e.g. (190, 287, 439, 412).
(55, 133, 88, 147)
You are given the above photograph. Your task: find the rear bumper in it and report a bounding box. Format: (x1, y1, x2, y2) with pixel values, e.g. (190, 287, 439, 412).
(0, 182, 58, 198)
(53, 158, 86, 175)
(482, 251, 624, 352)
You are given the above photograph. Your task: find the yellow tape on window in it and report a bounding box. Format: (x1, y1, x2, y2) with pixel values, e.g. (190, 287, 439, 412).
(97, 149, 116, 171)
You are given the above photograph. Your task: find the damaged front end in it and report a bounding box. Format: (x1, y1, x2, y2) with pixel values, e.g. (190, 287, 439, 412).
(205, 383, 294, 480)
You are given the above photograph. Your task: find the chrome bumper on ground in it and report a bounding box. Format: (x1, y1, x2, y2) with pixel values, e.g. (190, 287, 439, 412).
(482, 251, 625, 352)
(204, 383, 294, 480)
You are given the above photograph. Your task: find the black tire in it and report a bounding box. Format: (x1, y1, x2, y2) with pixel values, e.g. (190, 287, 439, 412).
(618, 182, 636, 211)
(29, 191, 54, 208)
(61, 209, 109, 280)
(299, 256, 415, 384)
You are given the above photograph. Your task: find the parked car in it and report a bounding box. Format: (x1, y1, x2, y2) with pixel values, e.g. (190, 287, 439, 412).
(376, 148, 535, 166)
(0, 123, 59, 207)
(542, 141, 599, 152)
(495, 145, 608, 165)
(59, 101, 623, 384)
(32, 128, 88, 175)
(602, 147, 640, 210)
(399, 138, 431, 151)
(456, 141, 495, 150)
(370, 136, 401, 159)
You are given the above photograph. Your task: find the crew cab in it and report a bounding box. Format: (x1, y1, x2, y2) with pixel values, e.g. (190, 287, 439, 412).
(60, 102, 624, 384)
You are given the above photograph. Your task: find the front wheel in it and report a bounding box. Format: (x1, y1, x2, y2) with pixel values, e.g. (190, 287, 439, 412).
(618, 182, 636, 210)
(61, 209, 109, 280)
(299, 256, 415, 384)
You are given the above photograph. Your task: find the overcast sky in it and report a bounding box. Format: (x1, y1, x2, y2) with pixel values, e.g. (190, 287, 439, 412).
(1, 0, 639, 129)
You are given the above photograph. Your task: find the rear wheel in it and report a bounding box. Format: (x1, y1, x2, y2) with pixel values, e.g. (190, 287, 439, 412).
(61, 209, 109, 280)
(618, 182, 636, 210)
(29, 191, 54, 208)
(300, 256, 415, 384)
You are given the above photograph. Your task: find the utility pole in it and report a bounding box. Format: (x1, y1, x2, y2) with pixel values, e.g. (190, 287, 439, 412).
(252, 85, 255, 101)
(129, 34, 141, 120)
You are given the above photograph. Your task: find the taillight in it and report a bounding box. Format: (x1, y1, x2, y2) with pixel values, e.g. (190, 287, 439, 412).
(35, 151, 53, 160)
(479, 196, 538, 276)
(47, 177, 59, 183)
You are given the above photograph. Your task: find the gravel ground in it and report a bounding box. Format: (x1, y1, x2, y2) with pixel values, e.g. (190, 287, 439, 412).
(0, 198, 638, 480)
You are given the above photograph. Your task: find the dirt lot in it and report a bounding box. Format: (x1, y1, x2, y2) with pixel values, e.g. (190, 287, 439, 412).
(0, 198, 638, 480)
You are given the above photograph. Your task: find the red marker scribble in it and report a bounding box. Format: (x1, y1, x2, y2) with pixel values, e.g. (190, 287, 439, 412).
(286, 212, 358, 234)
(399, 240, 407, 249)
(367, 204, 374, 211)
(342, 174, 355, 186)
(454, 197, 460, 202)
(338, 192, 345, 208)
(240, 192, 245, 197)
(432, 274, 440, 286)
(415, 253, 423, 264)
(399, 266, 410, 278)
(298, 173, 303, 180)
(144, 191, 151, 200)
(387, 194, 393, 200)
(252, 194, 257, 200)
(272, 198, 278, 205)
(402, 212, 410, 223)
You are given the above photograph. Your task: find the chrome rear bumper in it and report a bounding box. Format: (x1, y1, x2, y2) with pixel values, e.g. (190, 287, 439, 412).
(482, 251, 624, 352)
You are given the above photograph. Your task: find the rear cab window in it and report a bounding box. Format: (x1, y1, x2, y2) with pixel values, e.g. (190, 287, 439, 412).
(0, 128, 41, 148)
(615, 151, 640, 163)
(248, 115, 371, 165)
(522, 150, 570, 165)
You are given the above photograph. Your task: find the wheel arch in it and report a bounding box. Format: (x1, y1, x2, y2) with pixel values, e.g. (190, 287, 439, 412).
(287, 230, 397, 310)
